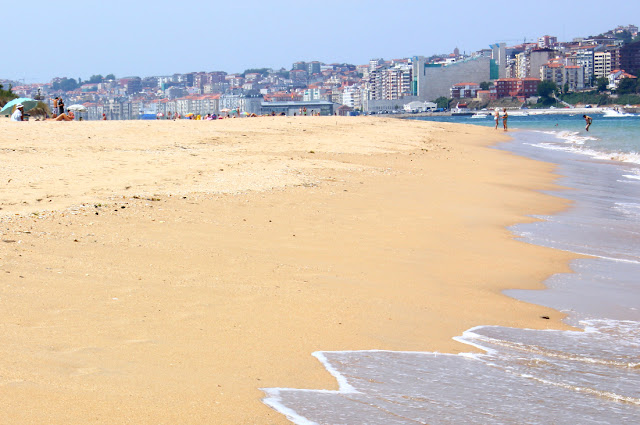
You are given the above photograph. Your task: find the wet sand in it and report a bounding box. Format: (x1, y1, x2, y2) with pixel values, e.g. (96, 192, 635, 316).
(0, 117, 578, 424)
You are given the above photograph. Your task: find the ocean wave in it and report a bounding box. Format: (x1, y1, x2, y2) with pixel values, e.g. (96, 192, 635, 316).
(526, 141, 640, 165)
(614, 202, 640, 218)
(535, 129, 599, 145)
(622, 168, 640, 181)
(263, 318, 640, 423)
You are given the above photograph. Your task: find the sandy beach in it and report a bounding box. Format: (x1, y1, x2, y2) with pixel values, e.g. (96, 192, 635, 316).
(0, 116, 578, 424)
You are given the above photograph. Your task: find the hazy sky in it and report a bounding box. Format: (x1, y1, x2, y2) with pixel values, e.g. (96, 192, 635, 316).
(4, 0, 639, 83)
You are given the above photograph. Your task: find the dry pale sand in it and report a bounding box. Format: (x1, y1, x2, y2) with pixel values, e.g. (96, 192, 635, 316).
(0, 116, 578, 424)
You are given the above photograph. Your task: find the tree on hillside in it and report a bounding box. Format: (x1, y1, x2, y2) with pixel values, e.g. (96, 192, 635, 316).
(52, 77, 79, 92)
(596, 77, 609, 92)
(242, 68, 270, 77)
(614, 30, 633, 44)
(479, 81, 492, 90)
(105, 74, 116, 80)
(0, 83, 18, 106)
(537, 80, 558, 98)
(616, 78, 638, 94)
(88, 74, 104, 84)
(434, 96, 450, 109)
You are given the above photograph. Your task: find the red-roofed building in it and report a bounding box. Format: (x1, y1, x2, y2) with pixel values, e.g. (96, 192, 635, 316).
(450, 82, 481, 98)
(476, 90, 492, 102)
(541, 62, 586, 91)
(608, 69, 637, 90)
(494, 78, 540, 99)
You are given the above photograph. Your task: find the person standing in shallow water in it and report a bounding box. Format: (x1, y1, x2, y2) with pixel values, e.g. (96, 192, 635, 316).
(502, 108, 508, 131)
(583, 114, 592, 131)
(494, 109, 500, 130)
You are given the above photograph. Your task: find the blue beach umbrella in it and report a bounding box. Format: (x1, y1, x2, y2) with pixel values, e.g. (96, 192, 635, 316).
(1, 97, 38, 116)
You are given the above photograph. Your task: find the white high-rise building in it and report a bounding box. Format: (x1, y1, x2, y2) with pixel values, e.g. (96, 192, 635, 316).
(594, 52, 612, 79)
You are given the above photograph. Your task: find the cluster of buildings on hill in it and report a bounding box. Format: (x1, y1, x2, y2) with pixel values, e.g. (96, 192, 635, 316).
(2, 25, 639, 119)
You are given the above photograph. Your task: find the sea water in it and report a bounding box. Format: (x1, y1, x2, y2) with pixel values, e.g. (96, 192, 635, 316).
(262, 113, 640, 424)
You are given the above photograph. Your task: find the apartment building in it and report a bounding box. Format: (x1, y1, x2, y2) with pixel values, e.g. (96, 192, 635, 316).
(540, 63, 565, 87)
(538, 35, 558, 48)
(620, 40, 640, 75)
(565, 65, 586, 91)
(303, 87, 321, 101)
(225, 74, 245, 88)
(494, 78, 540, 99)
(382, 65, 412, 100)
(490, 43, 507, 79)
(366, 64, 412, 101)
(307, 61, 322, 75)
(594, 51, 612, 79)
(119, 77, 142, 95)
(573, 48, 595, 82)
(515, 52, 528, 78)
(340, 85, 360, 109)
(529, 49, 556, 79)
(450, 82, 481, 98)
(541, 63, 585, 91)
(369, 58, 385, 72)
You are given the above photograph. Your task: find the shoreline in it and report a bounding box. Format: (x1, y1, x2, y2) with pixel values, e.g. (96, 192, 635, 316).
(0, 117, 579, 424)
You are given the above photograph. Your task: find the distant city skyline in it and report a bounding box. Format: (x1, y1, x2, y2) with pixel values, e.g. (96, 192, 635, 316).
(5, 0, 639, 84)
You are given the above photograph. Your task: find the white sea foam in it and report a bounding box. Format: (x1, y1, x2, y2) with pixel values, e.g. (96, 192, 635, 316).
(526, 142, 640, 165)
(535, 129, 599, 145)
(312, 351, 359, 394)
(622, 168, 640, 181)
(263, 318, 640, 423)
(527, 129, 640, 165)
(261, 389, 321, 425)
(614, 202, 640, 218)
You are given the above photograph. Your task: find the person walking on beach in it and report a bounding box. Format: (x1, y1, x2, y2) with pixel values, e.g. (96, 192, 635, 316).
(502, 108, 508, 131)
(583, 114, 592, 131)
(494, 108, 500, 129)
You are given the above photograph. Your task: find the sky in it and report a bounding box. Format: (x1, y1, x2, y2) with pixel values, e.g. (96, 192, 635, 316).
(4, 0, 639, 84)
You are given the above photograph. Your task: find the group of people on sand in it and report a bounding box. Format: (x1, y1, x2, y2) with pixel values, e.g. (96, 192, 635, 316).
(494, 108, 508, 131)
(48, 96, 75, 121)
(493, 108, 593, 132)
(9, 100, 73, 121)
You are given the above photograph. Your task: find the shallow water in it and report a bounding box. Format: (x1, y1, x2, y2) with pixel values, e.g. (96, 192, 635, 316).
(263, 118, 640, 424)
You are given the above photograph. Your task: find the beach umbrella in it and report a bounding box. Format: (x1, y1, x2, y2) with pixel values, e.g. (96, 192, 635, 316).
(240, 111, 249, 116)
(157, 112, 164, 117)
(68, 104, 87, 112)
(185, 113, 194, 117)
(1, 97, 38, 116)
(220, 108, 231, 113)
